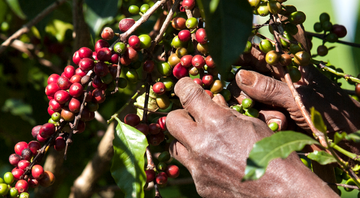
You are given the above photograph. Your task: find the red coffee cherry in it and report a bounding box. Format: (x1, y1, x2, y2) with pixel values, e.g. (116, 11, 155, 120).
(54, 90, 70, 104)
(157, 116, 166, 131)
(21, 148, 32, 161)
(63, 65, 75, 79)
(92, 75, 107, 90)
(77, 121, 86, 133)
(332, 24, 347, 38)
(136, 123, 149, 136)
(173, 63, 189, 79)
(12, 167, 24, 180)
(47, 106, 56, 116)
(54, 136, 66, 151)
(18, 160, 30, 170)
(193, 78, 203, 86)
(14, 142, 28, 156)
(37, 133, 47, 142)
(40, 123, 55, 139)
(75, 68, 87, 77)
(28, 140, 41, 155)
(155, 172, 168, 185)
(78, 47, 93, 59)
(95, 39, 110, 53)
(146, 169, 156, 183)
(119, 18, 135, 32)
(205, 90, 213, 98)
(172, 17, 186, 30)
(72, 50, 81, 65)
(124, 114, 140, 127)
(96, 48, 112, 61)
(148, 132, 165, 146)
(61, 108, 75, 121)
(57, 76, 71, 90)
(47, 74, 60, 85)
(195, 28, 207, 44)
(94, 62, 110, 77)
(49, 99, 62, 112)
(205, 55, 215, 68)
(202, 74, 214, 87)
(68, 98, 81, 113)
(80, 108, 95, 122)
(149, 123, 161, 135)
(79, 58, 95, 72)
(128, 35, 141, 50)
(192, 55, 205, 68)
(15, 180, 29, 193)
(153, 82, 166, 95)
(178, 30, 191, 42)
(28, 178, 39, 188)
(92, 88, 106, 103)
(69, 83, 84, 98)
(166, 165, 180, 178)
(31, 165, 44, 180)
(143, 60, 155, 73)
(110, 53, 119, 64)
(101, 27, 115, 40)
(70, 74, 82, 84)
(182, 0, 195, 10)
(31, 125, 42, 138)
(180, 55, 193, 67)
(45, 83, 60, 97)
(9, 153, 21, 166)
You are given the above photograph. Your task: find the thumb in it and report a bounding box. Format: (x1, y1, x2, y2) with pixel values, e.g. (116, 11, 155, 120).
(236, 70, 295, 109)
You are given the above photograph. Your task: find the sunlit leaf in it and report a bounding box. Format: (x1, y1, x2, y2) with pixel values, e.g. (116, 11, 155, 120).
(45, 19, 73, 42)
(310, 107, 327, 133)
(6, 0, 26, 19)
(307, 150, 336, 165)
(347, 131, 360, 143)
(111, 117, 148, 198)
(243, 131, 319, 181)
(334, 131, 347, 144)
(196, 0, 253, 77)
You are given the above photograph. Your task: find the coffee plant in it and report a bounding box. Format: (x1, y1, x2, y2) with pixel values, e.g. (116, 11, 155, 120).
(1, 0, 360, 197)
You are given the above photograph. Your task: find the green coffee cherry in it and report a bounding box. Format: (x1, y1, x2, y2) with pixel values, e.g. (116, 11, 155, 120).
(4, 172, 14, 185)
(245, 108, 259, 118)
(242, 98, 253, 109)
(268, 122, 279, 132)
(158, 151, 171, 162)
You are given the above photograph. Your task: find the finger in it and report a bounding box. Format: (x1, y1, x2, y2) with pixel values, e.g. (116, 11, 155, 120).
(212, 94, 228, 108)
(236, 70, 295, 109)
(258, 110, 287, 131)
(169, 140, 193, 170)
(174, 77, 222, 122)
(166, 109, 197, 148)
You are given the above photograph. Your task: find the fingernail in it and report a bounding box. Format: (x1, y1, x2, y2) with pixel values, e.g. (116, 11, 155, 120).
(239, 70, 256, 86)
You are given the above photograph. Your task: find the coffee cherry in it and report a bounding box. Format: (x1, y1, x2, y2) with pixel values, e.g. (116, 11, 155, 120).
(197, 43, 208, 55)
(195, 28, 207, 44)
(289, 11, 306, 25)
(259, 39, 273, 53)
(289, 43, 301, 54)
(157, 116, 166, 131)
(319, 12, 330, 23)
(119, 18, 135, 32)
(288, 66, 301, 82)
(145, 169, 155, 183)
(49, 99, 61, 112)
(267, 0, 281, 15)
(54, 90, 70, 104)
(321, 20, 332, 31)
(313, 22, 323, 32)
(101, 27, 114, 40)
(69, 83, 84, 98)
(70, 74, 82, 84)
(326, 32, 338, 43)
(0, 183, 8, 196)
(180, 55, 193, 67)
(92, 89, 106, 103)
(21, 148, 32, 161)
(279, 53, 292, 66)
(28, 178, 39, 188)
(19, 192, 30, 198)
(94, 62, 110, 77)
(37, 133, 47, 142)
(125, 69, 139, 84)
(153, 82, 166, 95)
(75, 68, 87, 77)
(9, 154, 21, 166)
(202, 75, 214, 87)
(9, 187, 18, 197)
(138, 34, 151, 49)
(172, 17, 186, 30)
(57, 76, 71, 90)
(210, 80, 223, 94)
(257, 2, 269, 16)
(140, 4, 150, 13)
(294, 51, 311, 66)
(31, 125, 42, 139)
(124, 114, 140, 127)
(78, 47, 92, 59)
(39, 171, 55, 187)
(12, 168, 24, 180)
(156, 172, 168, 185)
(47, 74, 60, 85)
(205, 90, 214, 98)
(45, 83, 60, 97)
(242, 98, 253, 109)
(355, 84, 360, 98)
(332, 24, 347, 38)
(171, 36, 186, 49)
(156, 95, 170, 109)
(68, 98, 81, 113)
(317, 45, 328, 56)
(61, 108, 75, 121)
(248, 0, 260, 7)
(148, 123, 161, 135)
(268, 122, 279, 132)
(178, 30, 191, 42)
(136, 123, 149, 136)
(28, 140, 41, 155)
(17, 160, 30, 171)
(159, 78, 174, 91)
(186, 17, 198, 29)
(79, 58, 95, 72)
(245, 108, 259, 118)
(4, 172, 14, 184)
(95, 39, 110, 53)
(113, 42, 127, 54)
(92, 75, 107, 89)
(14, 142, 28, 156)
(192, 55, 205, 68)
(143, 60, 155, 73)
(265, 50, 280, 65)
(128, 5, 140, 14)
(173, 63, 189, 79)
(157, 61, 172, 76)
(97, 48, 112, 61)
(182, 0, 195, 10)
(128, 35, 141, 49)
(166, 165, 180, 178)
(31, 165, 44, 180)
(193, 78, 203, 86)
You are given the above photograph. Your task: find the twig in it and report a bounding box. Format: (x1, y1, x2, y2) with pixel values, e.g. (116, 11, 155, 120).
(146, 147, 155, 170)
(154, 183, 162, 198)
(111, 56, 121, 94)
(306, 31, 360, 48)
(327, 182, 359, 190)
(0, 0, 68, 54)
(142, 74, 152, 123)
(119, 0, 167, 42)
(317, 62, 360, 84)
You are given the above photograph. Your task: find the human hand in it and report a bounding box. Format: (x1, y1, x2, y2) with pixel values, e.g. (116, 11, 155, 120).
(166, 77, 338, 198)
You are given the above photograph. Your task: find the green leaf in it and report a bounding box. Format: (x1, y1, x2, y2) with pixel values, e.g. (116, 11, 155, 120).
(334, 131, 347, 144)
(84, 0, 119, 37)
(347, 131, 360, 143)
(307, 150, 337, 165)
(111, 117, 148, 198)
(243, 131, 319, 181)
(310, 107, 327, 133)
(6, 0, 26, 19)
(196, 0, 252, 77)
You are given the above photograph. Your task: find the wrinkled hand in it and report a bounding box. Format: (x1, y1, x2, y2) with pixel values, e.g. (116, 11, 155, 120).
(166, 77, 338, 198)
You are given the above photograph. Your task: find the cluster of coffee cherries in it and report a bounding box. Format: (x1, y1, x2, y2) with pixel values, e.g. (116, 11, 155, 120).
(4, 139, 55, 197)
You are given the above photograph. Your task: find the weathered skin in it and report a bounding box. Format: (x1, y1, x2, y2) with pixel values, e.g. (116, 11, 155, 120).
(166, 77, 342, 198)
